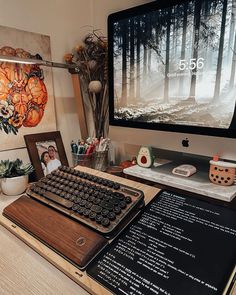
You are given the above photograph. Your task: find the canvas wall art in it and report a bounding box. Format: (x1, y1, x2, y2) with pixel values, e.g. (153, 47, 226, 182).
(0, 25, 56, 151)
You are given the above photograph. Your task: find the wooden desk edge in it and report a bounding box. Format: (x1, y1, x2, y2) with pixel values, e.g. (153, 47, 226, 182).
(0, 166, 160, 295)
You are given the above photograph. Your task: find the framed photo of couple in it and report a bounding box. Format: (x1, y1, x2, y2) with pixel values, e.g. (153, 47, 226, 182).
(24, 131, 68, 180)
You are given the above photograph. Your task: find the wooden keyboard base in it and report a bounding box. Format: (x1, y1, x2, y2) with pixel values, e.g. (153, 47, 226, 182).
(0, 166, 160, 295)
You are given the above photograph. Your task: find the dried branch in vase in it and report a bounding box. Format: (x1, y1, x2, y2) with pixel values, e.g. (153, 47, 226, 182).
(64, 30, 109, 138)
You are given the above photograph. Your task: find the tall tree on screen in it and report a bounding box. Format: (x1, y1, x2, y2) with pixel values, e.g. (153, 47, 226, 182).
(136, 16, 141, 99)
(121, 19, 128, 106)
(129, 17, 135, 100)
(164, 6, 172, 102)
(179, 1, 189, 94)
(229, 30, 236, 89)
(213, 0, 228, 100)
(227, 0, 236, 64)
(189, 0, 203, 102)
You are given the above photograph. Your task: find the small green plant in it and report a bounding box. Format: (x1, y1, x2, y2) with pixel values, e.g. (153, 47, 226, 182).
(0, 159, 34, 178)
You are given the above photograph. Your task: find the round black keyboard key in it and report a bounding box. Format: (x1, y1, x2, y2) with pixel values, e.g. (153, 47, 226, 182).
(69, 167, 74, 174)
(64, 187, 70, 192)
(72, 183, 78, 189)
(77, 206, 84, 215)
(125, 196, 132, 204)
(107, 212, 116, 221)
(113, 206, 121, 215)
(113, 183, 120, 190)
(64, 180, 69, 185)
(74, 197, 82, 204)
(101, 218, 110, 227)
(72, 204, 79, 211)
(85, 202, 92, 209)
(102, 180, 108, 186)
(82, 193, 89, 200)
(83, 173, 88, 179)
(69, 188, 75, 194)
(41, 178, 49, 183)
(89, 212, 96, 221)
(93, 198, 101, 205)
(95, 214, 103, 224)
(73, 170, 80, 176)
(80, 192, 85, 198)
(60, 191, 66, 198)
(59, 184, 65, 190)
(56, 189, 62, 195)
(98, 192, 104, 199)
(69, 195, 76, 202)
(73, 190, 80, 196)
(87, 175, 93, 181)
(83, 209, 91, 217)
(101, 209, 109, 217)
(119, 201, 127, 209)
(100, 201, 114, 211)
(75, 178, 81, 184)
(65, 193, 72, 200)
(91, 205, 102, 214)
(88, 188, 94, 195)
(91, 176, 97, 182)
(97, 178, 103, 184)
(108, 196, 120, 206)
(83, 186, 89, 193)
(68, 181, 74, 187)
(93, 191, 99, 198)
(103, 195, 110, 202)
(54, 183, 61, 188)
(88, 196, 95, 202)
(47, 186, 54, 192)
(107, 181, 114, 188)
(114, 192, 125, 200)
(80, 199, 86, 207)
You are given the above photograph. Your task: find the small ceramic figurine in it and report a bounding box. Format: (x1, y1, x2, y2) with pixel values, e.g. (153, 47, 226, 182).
(209, 157, 236, 186)
(137, 146, 155, 168)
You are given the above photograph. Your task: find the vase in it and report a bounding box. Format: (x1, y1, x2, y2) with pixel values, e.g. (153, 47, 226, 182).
(1, 175, 29, 196)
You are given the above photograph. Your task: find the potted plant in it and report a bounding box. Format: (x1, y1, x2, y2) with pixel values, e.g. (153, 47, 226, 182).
(0, 159, 34, 195)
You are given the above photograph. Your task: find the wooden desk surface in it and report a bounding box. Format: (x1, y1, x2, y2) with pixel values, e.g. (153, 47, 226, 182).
(0, 166, 160, 295)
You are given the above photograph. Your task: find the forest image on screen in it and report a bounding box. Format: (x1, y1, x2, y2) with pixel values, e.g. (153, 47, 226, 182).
(113, 0, 236, 129)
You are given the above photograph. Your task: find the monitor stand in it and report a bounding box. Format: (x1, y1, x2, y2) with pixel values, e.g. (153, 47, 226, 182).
(123, 157, 236, 202)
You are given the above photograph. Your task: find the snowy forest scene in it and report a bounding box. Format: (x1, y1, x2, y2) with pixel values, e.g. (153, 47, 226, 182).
(113, 0, 236, 129)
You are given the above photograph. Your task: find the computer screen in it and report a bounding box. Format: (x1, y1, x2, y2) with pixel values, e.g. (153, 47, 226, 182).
(108, 0, 236, 160)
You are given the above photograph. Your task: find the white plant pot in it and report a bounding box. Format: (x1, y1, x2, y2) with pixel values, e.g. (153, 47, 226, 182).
(1, 175, 28, 196)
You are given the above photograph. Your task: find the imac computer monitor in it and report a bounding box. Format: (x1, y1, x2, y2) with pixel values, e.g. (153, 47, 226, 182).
(108, 0, 236, 161)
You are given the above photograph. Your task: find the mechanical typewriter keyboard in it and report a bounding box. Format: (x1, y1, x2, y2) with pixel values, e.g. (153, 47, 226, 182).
(27, 166, 144, 235)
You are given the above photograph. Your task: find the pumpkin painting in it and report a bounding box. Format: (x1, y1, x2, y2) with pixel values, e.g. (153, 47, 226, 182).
(0, 46, 48, 134)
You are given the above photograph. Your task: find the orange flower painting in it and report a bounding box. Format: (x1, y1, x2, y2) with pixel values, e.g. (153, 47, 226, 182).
(0, 46, 48, 134)
(0, 26, 56, 151)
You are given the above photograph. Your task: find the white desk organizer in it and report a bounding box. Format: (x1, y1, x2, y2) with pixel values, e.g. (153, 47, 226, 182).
(124, 161, 236, 202)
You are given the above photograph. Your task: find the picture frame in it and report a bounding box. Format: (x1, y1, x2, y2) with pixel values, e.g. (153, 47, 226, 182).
(24, 131, 68, 180)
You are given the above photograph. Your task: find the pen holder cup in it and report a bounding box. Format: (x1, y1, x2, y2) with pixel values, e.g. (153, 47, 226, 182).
(72, 152, 95, 168)
(94, 150, 109, 172)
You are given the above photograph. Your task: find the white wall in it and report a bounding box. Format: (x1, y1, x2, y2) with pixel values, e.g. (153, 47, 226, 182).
(0, 0, 93, 164)
(92, 0, 151, 33)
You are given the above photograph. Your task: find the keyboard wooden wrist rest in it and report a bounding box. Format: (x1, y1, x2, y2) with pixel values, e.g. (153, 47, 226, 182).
(3, 195, 108, 269)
